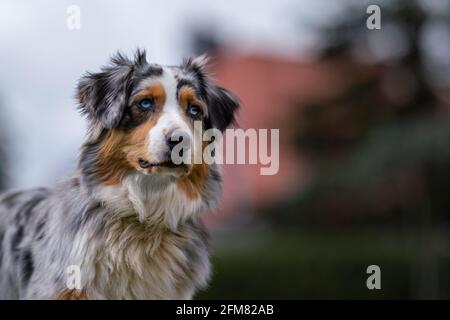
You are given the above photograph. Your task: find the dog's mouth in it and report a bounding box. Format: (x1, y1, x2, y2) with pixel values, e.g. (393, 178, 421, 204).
(138, 158, 185, 170)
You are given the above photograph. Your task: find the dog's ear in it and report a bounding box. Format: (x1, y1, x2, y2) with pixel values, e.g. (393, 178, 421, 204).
(183, 55, 240, 132)
(205, 84, 240, 132)
(77, 51, 139, 129)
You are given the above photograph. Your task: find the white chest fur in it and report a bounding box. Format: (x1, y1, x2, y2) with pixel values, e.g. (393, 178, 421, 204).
(71, 174, 210, 299)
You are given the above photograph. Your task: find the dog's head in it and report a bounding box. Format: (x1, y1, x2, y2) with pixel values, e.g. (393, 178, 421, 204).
(77, 50, 239, 186)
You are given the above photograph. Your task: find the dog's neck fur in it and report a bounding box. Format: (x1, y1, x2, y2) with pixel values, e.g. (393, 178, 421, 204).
(93, 172, 206, 230)
(67, 171, 214, 299)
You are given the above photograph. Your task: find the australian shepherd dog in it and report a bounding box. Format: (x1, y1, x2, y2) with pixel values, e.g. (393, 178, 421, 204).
(0, 49, 239, 299)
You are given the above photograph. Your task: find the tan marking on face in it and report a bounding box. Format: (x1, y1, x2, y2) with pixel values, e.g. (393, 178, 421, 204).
(178, 86, 206, 125)
(175, 120, 213, 198)
(132, 83, 166, 106)
(179, 86, 201, 105)
(177, 86, 207, 175)
(97, 130, 132, 186)
(177, 162, 209, 199)
(56, 289, 90, 300)
(96, 83, 166, 185)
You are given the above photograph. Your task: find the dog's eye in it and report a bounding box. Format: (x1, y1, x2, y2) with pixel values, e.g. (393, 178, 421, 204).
(138, 98, 154, 111)
(187, 104, 202, 119)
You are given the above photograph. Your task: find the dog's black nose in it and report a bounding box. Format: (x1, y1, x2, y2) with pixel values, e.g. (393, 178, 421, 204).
(166, 132, 183, 151)
(166, 130, 191, 162)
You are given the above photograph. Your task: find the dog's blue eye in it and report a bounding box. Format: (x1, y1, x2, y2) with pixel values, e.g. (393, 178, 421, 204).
(139, 98, 154, 110)
(188, 104, 202, 119)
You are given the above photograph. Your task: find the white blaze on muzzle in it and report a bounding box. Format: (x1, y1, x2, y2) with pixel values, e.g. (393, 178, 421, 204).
(147, 68, 194, 164)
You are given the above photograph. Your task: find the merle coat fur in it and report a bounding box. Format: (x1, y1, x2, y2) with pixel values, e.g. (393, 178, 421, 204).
(0, 50, 239, 299)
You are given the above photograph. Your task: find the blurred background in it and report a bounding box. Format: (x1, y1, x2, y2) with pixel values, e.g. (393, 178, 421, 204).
(1, 0, 450, 299)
